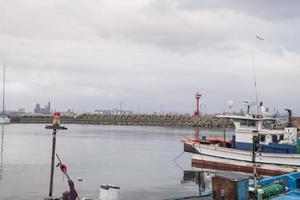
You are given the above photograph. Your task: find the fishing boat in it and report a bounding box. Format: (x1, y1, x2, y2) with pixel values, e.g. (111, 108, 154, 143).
(0, 63, 10, 124)
(254, 171, 300, 199)
(183, 102, 300, 176)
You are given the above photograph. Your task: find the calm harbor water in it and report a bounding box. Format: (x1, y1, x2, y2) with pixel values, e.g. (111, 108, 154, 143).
(0, 124, 229, 200)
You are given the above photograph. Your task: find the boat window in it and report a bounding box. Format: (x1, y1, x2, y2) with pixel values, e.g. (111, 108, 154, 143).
(240, 119, 256, 127)
(248, 120, 256, 127)
(272, 135, 278, 143)
(262, 120, 277, 130)
(260, 134, 266, 142)
(279, 134, 284, 141)
(241, 119, 247, 126)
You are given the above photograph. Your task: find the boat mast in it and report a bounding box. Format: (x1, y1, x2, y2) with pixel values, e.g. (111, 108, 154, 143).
(251, 52, 259, 115)
(2, 63, 5, 115)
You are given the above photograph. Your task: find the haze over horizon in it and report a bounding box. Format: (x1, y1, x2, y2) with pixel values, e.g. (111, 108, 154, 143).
(1, 0, 300, 115)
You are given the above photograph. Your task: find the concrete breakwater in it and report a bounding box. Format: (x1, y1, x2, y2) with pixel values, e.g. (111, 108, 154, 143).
(11, 114, 234, 128)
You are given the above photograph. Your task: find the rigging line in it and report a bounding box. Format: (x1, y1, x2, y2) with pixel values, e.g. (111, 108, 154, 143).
(173, 151, 184, 171)
(251, 51, 259, 115)
(173, 151, 184, 162)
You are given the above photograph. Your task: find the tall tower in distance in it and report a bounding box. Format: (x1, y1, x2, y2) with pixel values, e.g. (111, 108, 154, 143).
(194, 92, 202, 118)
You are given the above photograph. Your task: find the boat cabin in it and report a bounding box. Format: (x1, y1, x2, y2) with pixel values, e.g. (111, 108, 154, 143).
(217, 115, 299, 154)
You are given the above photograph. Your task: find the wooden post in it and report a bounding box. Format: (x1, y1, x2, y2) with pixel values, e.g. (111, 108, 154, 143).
(45, 118, 67, 200)
(49, 128, 57, 199)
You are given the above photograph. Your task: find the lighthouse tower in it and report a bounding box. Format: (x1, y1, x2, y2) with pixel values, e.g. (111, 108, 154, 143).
(194, 93, 202, 118)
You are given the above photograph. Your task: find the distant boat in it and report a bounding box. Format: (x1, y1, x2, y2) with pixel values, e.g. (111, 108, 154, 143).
(0, 63, 10, 124)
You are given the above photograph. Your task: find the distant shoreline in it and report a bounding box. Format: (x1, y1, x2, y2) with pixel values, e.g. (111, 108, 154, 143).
(10, 115, 234, 128)
(11, 115, 300, 128)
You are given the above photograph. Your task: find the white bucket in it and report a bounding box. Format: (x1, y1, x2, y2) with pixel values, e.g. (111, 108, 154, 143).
(99, 184, 120, 200)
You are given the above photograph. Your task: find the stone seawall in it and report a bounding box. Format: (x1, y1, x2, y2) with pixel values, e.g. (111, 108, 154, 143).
(10, 115, 234, 128)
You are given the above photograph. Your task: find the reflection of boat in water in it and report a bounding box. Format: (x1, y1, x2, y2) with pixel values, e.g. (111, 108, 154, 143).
(0, 63, 10, 124)
(183, 170, 212, 196)
(0, 125, 5, 180)
(166, 170, 212, 200)
(183, 103, 300, 176)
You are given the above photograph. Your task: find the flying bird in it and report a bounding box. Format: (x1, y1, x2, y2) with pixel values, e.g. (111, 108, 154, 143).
(256, 35, 264, 40)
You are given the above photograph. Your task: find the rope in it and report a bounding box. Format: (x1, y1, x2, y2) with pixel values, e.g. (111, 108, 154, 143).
(173, 151, 184, 162)
(173, 151, 185, 171)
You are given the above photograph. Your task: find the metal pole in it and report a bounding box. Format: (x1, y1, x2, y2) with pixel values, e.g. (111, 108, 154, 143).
(197, 172, 201, 196)
(251, 52, 259, 116)
(223, 119, 226, 143)
(49, 129, 57, 199)
(0, 125, 4, 173)
(252, 135, 258, 189)
(2, 63, 5, 115)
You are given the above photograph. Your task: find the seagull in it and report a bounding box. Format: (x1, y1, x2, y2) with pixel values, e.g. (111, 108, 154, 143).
(256, 35, 264, 40)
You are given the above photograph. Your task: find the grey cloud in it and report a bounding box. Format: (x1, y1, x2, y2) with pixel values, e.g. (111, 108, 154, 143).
(0, 0, 299, 115)
(175, 0, 300, 21)
(91, 0, 300, 54)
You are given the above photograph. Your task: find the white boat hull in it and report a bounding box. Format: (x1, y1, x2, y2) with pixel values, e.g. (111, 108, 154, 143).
(185, 141, 300, 176)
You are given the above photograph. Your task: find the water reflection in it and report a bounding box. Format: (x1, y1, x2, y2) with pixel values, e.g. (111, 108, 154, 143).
(0, 125, 4, 180)
(182, 170, 212, 196)
(175, 128, 234, 198)
(0, 124, 229, 199)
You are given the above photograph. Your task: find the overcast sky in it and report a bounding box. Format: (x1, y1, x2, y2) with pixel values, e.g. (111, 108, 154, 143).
(0, 0, 300, 115)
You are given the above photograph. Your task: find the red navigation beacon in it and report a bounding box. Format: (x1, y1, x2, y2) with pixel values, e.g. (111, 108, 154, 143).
(194, 93, 202, 118)
(53, 112, 61, 126)
(46, 112, 66, 130)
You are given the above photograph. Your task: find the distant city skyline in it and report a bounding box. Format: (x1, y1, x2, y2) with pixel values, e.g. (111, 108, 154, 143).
(34, 101, 51, 114)
(1, 1, 300, 115)
(5, 100, 293, 118)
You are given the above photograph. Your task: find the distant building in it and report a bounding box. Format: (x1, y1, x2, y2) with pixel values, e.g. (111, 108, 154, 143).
(18, 108, 25, 113)
(34, 101, 51, 115)
(6, 108, 26, 117)
(62, 109, 77, 117)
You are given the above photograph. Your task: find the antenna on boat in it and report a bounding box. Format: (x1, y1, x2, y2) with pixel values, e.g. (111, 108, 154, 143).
(227, 100, 234, 115)
(242, 100, 255, 116)
(251, 35, 265, 116)
(251, 52, 259, 116)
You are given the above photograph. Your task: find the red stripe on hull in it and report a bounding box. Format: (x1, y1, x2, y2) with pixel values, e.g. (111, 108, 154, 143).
(192, 159, 290, 176)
